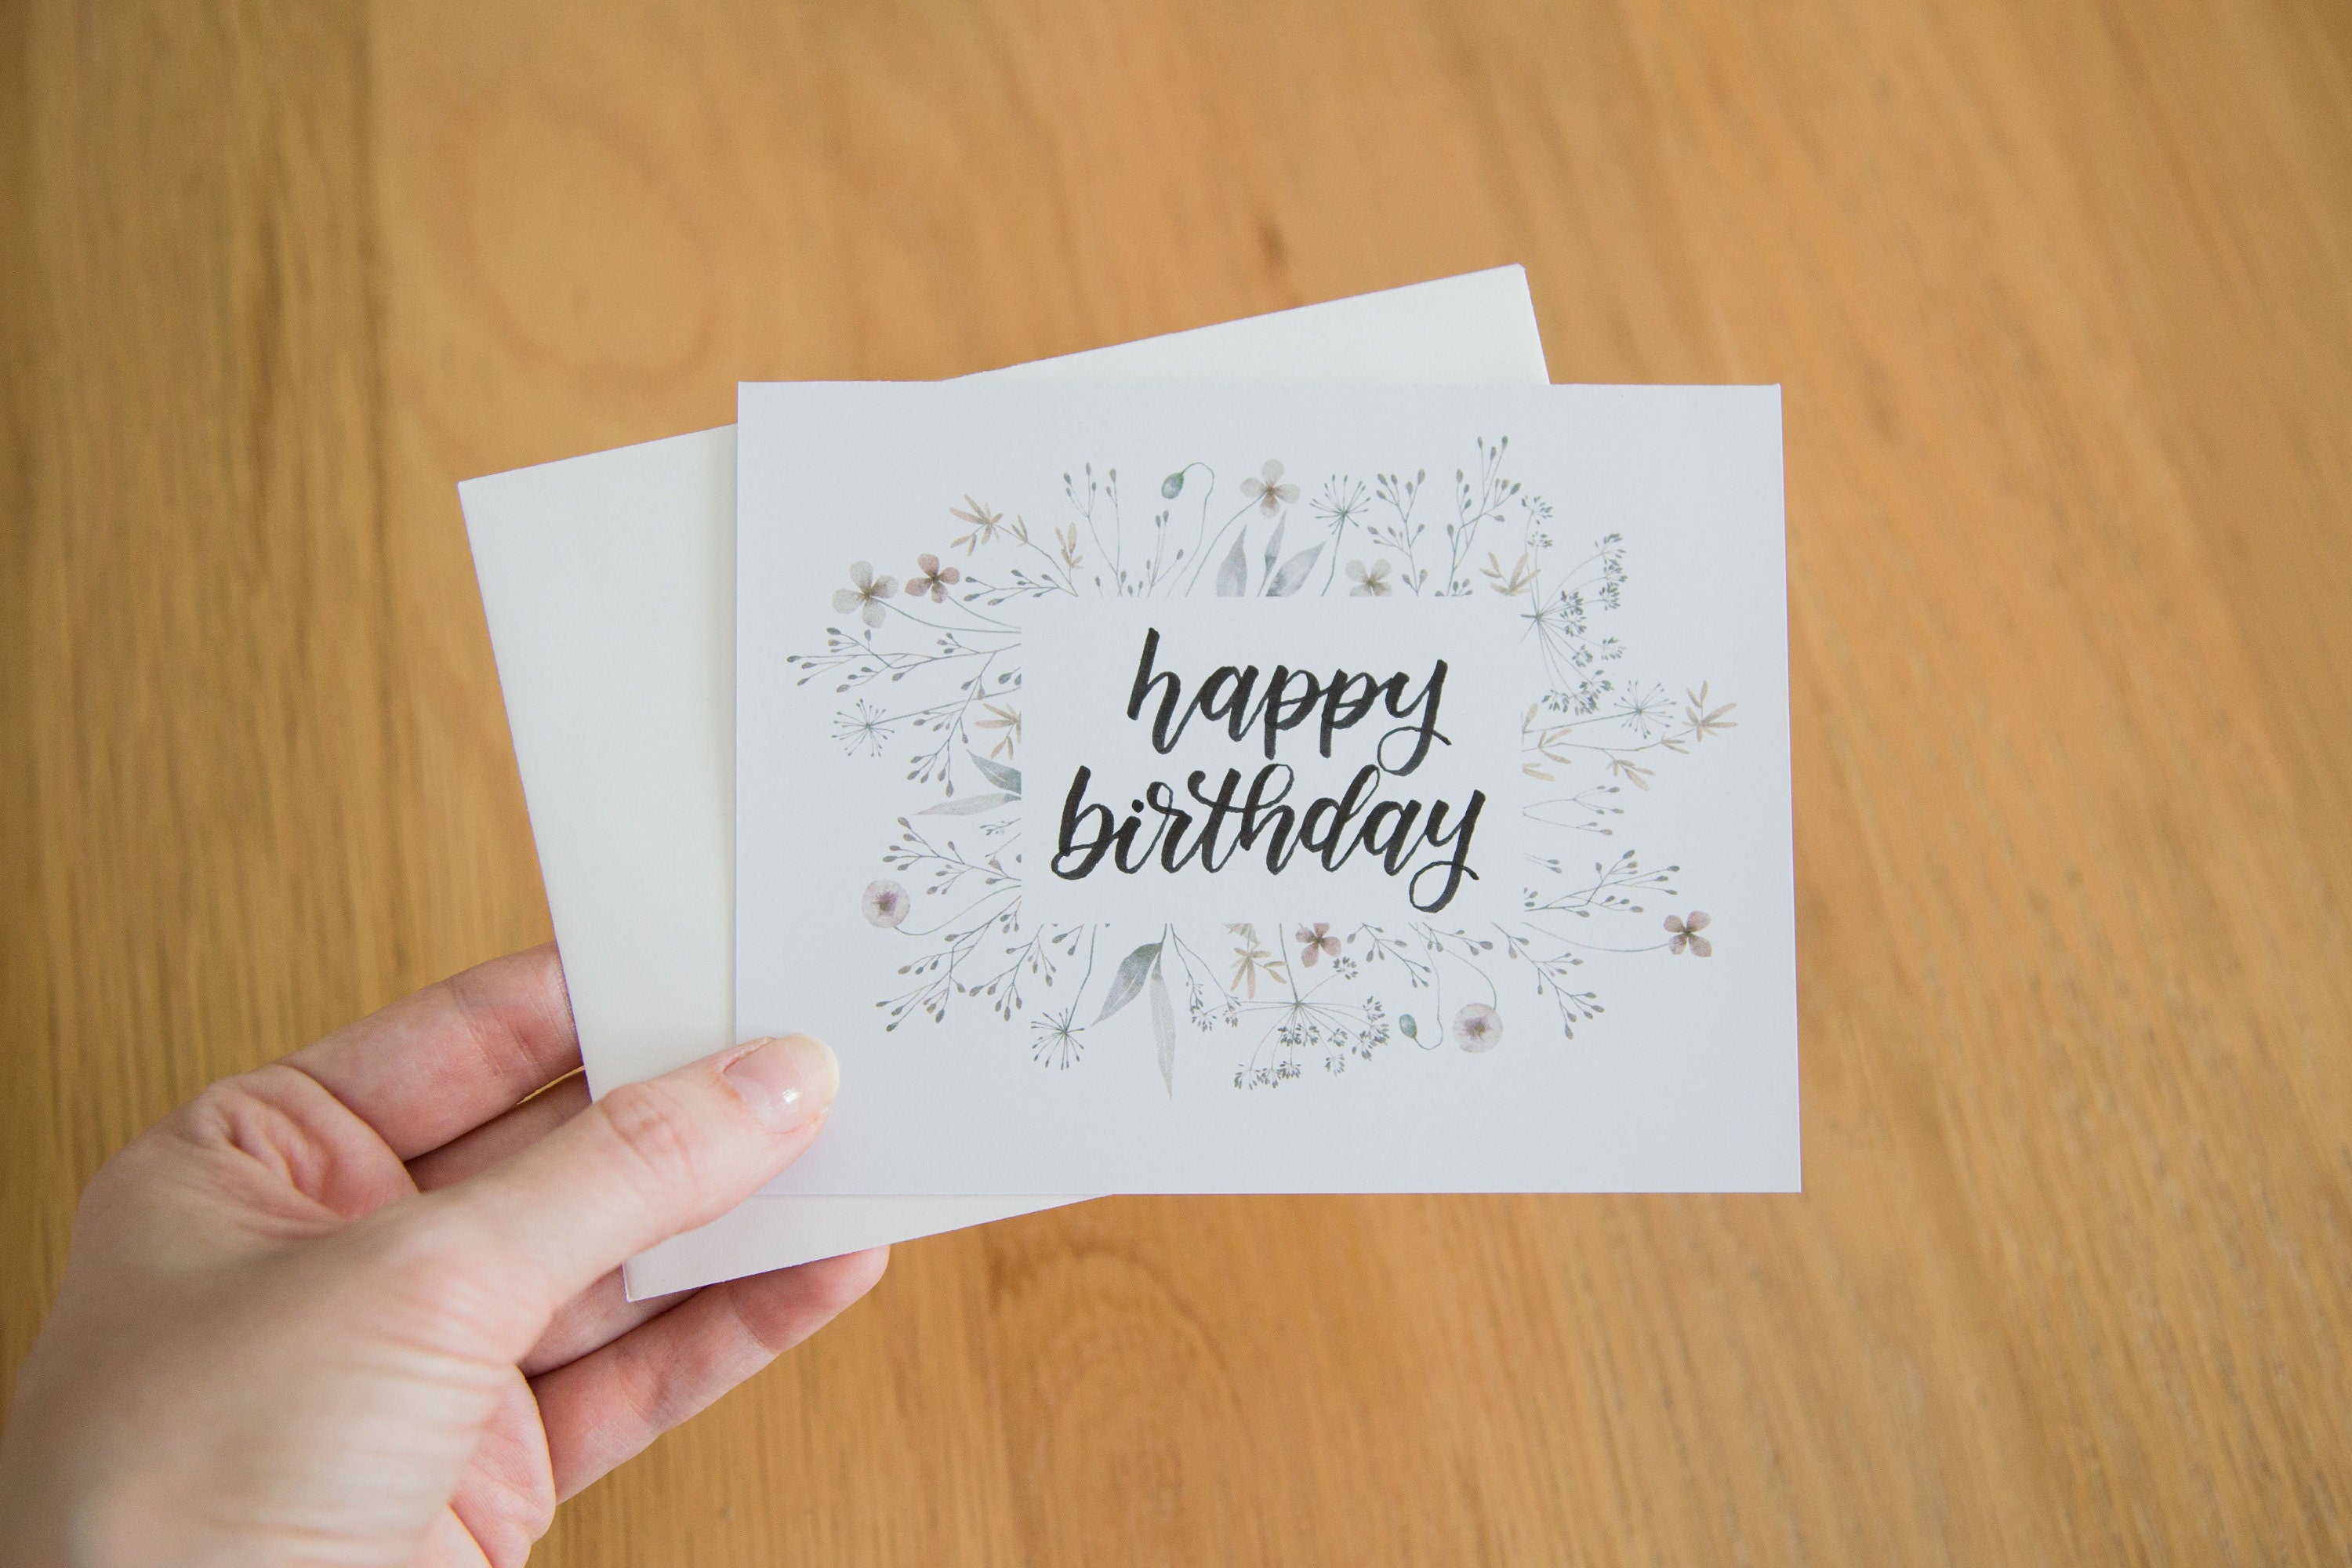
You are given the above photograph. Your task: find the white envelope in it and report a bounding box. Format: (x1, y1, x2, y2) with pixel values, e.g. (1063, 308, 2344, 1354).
(459, 267, 1550, 1298)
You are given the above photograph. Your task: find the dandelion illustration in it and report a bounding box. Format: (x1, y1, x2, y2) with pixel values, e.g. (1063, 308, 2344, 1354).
(861, 879, 911, 928)
(1664, 911, 1712, 956)
(1345, 558, 1394, 597)
(1619, 683, 1674, 738)
(1312, 476, 1367, 529)
(831, 562, 898, 627)
(1450, 1002, 1504, 1053)
(833, 700, 896, 757)
(1294, 924, 1342, 966)
(905, 553, 962, 602)
(1240, 459, 1300, 516)
(1031, 1007, 1084, 1069)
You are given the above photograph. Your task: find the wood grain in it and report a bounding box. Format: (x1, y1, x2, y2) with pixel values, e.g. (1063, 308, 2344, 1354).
(7, 1, 2350, 1561)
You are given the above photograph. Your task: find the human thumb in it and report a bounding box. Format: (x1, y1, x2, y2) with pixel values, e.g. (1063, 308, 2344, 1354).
(405, 1034, 837, 1334)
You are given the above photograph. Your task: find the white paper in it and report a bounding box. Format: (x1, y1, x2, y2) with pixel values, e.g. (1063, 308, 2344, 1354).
(737, 383, 1796, 1195)
(459, 267, 1553, 1295)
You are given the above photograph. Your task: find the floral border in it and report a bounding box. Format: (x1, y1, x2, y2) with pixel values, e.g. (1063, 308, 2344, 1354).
(784, 439, 1734, 1092)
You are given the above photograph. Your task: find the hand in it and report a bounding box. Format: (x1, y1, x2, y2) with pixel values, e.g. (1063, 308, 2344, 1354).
(0, 946, 884, 1567)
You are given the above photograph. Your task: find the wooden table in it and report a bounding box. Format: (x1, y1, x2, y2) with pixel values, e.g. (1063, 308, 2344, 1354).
(8, 2, 2349, 1561)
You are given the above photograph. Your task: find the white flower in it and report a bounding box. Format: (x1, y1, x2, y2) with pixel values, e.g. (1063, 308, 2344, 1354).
(1240, 459, 1300, 517)
(861, 878, 910, 927)
(1345, 558, 1393, 597)
(831, 562, 898, 628)
(1450, 1002, 1503, 1053)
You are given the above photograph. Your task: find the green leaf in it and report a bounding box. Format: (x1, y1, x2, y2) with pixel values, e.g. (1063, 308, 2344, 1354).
(1215, 532, 1250, 597)
(1261, 515, 1287, 584)
(1162, 470, 1185, 499)
(969, 753, 1022, 794)
(1148, 956, 1178, 1096)
(1266, 543, 1326, 597)
(916, 791, 1018, 815)
(1095, 942, 1164, 1024)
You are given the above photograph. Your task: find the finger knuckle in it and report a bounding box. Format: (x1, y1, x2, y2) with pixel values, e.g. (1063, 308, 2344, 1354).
(165, 1074, 264, 1144)
(594, 1080, 710, 1207)
(363, 1200, 492, 1294)
(348, 1201, 531, 1345)
(78, 1075, 274, 1223)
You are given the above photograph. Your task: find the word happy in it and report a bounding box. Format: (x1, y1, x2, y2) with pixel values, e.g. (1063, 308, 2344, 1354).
(1049, 628, 1490, 913)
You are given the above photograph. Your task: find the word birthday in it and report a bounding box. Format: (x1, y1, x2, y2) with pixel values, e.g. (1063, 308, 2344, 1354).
(1049, 628, 1490, 913)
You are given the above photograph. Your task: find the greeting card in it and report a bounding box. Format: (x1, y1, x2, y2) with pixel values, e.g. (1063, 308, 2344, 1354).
(460, 267, 1555, 1291)
(739, 383, 1796, 1196)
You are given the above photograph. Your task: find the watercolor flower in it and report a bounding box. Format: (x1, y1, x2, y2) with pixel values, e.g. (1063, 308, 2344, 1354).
(948, 495, 1004, 553)
(1481, 551, 1537, 597)
(861, 878, 911, 928)
(1227, 923, 1287, 999)
(832, 561, 899, 627)
(975, 702, 1022, 758)
(1664, 911, 1713, 956)
(1240, 459, 1300, 516)
(1450, 1002, 1504, 1053)
(1606, 757, 1655, 789)
(1294, 924, 1342, 966)
(1683, 684, 1738, 742)
(1345, 558, 1393, 597)
(905, 553, 962, 602)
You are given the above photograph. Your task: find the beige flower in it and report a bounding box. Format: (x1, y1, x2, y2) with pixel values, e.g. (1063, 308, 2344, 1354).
(948, 495, 1003, 553)
(1240, 459, 1300, 516)
(1683, 684, 1738, 742)
(1664, 911, 1712, 956)
(1481, 551, 1537, 596)
(975, 702, 1021, 759)
(1227, 924, 1287, 999)
(1345, 558, 1393, 597)
(831, 561, 898, 627)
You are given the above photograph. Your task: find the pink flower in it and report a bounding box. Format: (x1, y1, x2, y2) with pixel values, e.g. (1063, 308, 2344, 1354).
(1294, 924, 1341, 966)
(1664, 911, 1712, 956)
(862, 879, 910, 928)
(906, 553, 961, 602)
(1450, 1003, 1503, 1053)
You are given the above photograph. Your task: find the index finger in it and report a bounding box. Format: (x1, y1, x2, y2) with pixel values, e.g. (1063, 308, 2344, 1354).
(286, 945, 582, 1158)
